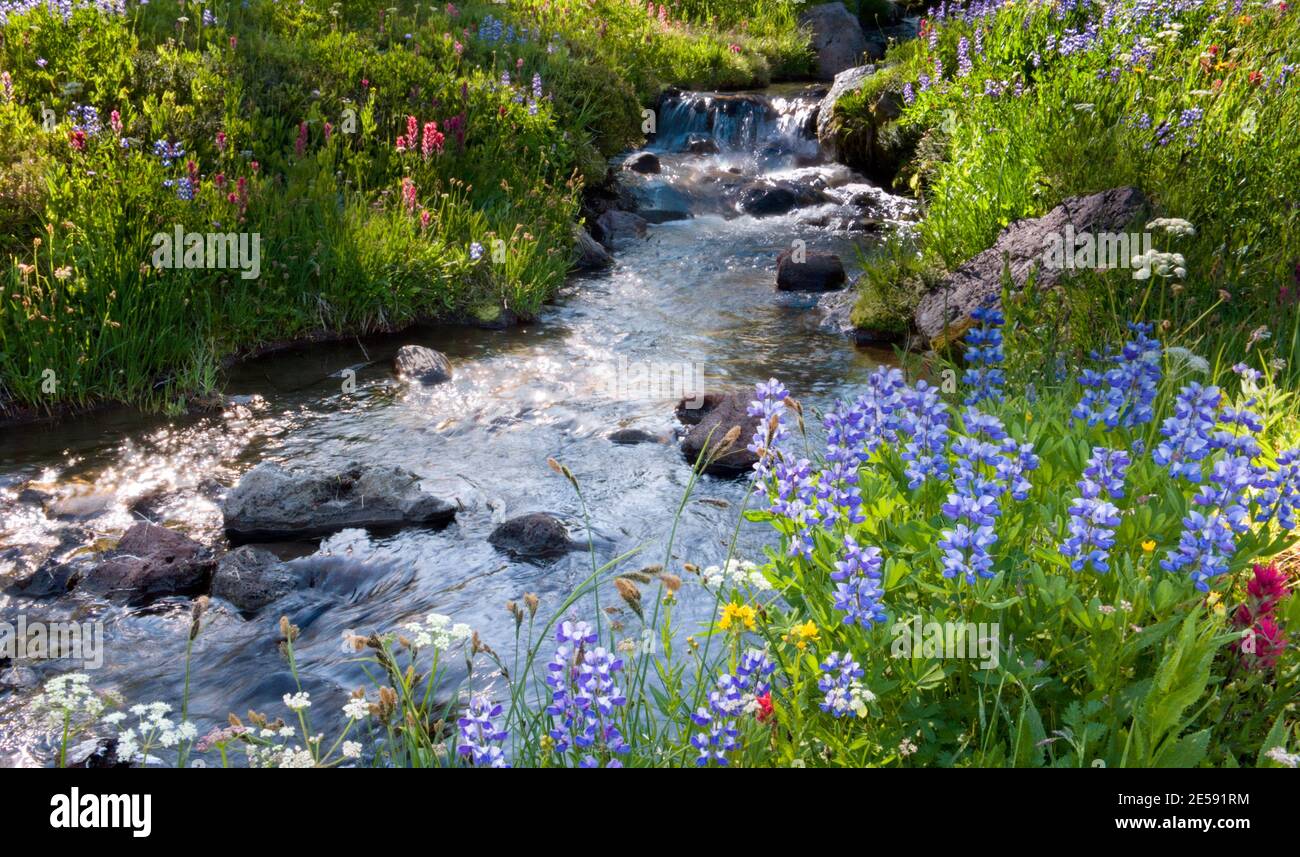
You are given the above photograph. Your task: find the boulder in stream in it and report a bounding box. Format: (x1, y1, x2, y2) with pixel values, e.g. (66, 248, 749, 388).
(211, 545, 302, 613)
(394, 345, 453, 385)
(488, 513, 577, 559)
(608, 428, 668, 445)
(76, 522, 212, 602)
(222, 462, 457, 542)
(623, 151, 661, 174)
(595, 210, 649, 249)
(677, 392, 761, 476)
(776, 251, 847, 292)
(573, 226, 614, 271)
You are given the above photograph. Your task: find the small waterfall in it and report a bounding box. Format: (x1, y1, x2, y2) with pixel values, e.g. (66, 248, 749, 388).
(652, 89, 823, 165)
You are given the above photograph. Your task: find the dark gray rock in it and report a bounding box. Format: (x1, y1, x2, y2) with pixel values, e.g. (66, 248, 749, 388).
(608, 428, 667, 445)
(683, 134, 720, 155)
(623, 151, 661, 174)
(222, 462, 456, 543)
(678, 392, 761, 476)
(0, 665, 38, 690)
(77, 522, 211, 602)
(488, 513, 576, 558)
(914, 187, 1148, 345)
(595, 210, 648, 249)
(9, 557, 90, 598)
(573, 226, 613, 271)
(800, 3, 870, 81)
(777, 251, 847, 291)
(211, 546, 301, 613)
(737, 183, 798, 217)
(394, 345, 453, 385)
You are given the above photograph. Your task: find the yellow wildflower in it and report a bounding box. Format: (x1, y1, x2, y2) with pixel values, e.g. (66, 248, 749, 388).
(719, 602, 756, 632)
(1141, 539, 1156, 552)
(790, 620, 820, 650)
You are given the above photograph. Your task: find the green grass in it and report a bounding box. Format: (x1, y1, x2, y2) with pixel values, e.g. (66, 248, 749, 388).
(0, 0, 809, 413)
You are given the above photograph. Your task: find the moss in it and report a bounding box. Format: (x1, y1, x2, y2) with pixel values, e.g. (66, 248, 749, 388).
(848, 250, 939, 338)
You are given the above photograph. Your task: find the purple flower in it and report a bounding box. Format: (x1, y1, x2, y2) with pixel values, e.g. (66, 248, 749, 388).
(830, 534, 886, 628)
(457, 694, 509, 767)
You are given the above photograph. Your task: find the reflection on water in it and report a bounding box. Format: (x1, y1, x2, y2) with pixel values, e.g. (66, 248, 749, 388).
(0, 88, 908, 766)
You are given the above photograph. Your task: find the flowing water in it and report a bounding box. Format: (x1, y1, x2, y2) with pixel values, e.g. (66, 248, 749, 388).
(0, 86, 913, 765)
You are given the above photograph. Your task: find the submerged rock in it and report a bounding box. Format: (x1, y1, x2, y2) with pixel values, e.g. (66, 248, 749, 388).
(683, 134, 720, 155)
(222, 462, 457, 543)
(394, 345, 453, 385)
(677, 392, 760, 476)
(914, 187, 1148, 345)
(776, 251, 847, 292)
(211, 546, 301, 613)
(77, 522, 212, 602)
(573, 226, 614, 271)
(800, 2, 870, 81)
(623, 151, 661, 174)
(488, 513, 577, 558)
(608, 428, 667, 445)
(737, 183, 798, 217)
(595, 210, 649, 249)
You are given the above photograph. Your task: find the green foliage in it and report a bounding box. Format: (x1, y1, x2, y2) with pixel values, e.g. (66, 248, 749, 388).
(0, 0, 808, 411)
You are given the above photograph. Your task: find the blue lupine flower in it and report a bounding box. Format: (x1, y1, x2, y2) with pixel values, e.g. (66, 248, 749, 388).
(1257, 449, 1300, 531)
(1161, 509, 1237, 591)
(469, 241, 484, 261)
(1212, 399, 1263, 458)
(898, 380, 950, 489)
(769, 457, 818, 557)
(176, 177, 194, 201)
(937, 522, 996, 582)
(152, 139, 185, 167)
(544, 621, 629, 762)
(830, 534, 887, 628)
(1072, 323, 1162, 428)
(1193, 455, 1258, 534)
(996, 437, 1039, 501)
(748, 378, 789, 476)
(1232, 362, 1263, 385)
(689, 708, 738, 766)
(962, 304, 1005, 406)
(1154, 382, 1221, 481)
(735, 648, 776, 695)
(1061, 495, 1122, 573)
(851, 366, 908, 457)
(1080, 447, 1131, 499)
(457, 694, 509, 767)
(817, 652, 866, 718)
(67, 104, 100, 136)
(956, 36, 973, 77)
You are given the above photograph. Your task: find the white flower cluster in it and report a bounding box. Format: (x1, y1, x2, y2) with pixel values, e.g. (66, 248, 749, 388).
(104, 701, 197, 763)
(1265, 747, 1299, 768)
(283, 692, 311, 712)
(249, 745, 316, 768)
(28, 673, 104, 730)
(342, 696, 371, 721)
(1147, 217, 1195, 237)
(700, 558, 771, 592)
(401, 612, 473, 650)
(1165, 346, 1210, 376)
(1131, 249, 1187, 280)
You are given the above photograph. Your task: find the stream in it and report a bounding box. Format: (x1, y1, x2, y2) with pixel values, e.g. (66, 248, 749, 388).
(0, 84, 914, 765)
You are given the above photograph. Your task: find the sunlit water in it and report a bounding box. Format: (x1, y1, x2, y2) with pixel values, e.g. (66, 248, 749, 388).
(0, 87, 913, 765)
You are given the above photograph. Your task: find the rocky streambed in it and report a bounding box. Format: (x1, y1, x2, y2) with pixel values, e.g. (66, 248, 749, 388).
(0, 82, 917, 765)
